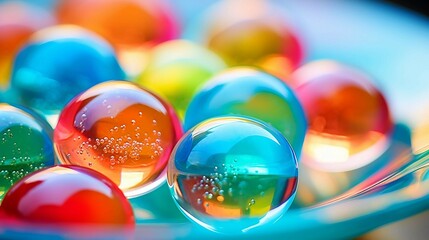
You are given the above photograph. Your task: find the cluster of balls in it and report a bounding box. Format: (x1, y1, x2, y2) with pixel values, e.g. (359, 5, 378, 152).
(0, 0, 393, 234)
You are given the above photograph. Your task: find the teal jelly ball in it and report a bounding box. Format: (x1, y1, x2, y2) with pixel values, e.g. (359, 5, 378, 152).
(168, 117, 298, 233)
(184, 67, 307, 156)
(7, 25, 125, 115)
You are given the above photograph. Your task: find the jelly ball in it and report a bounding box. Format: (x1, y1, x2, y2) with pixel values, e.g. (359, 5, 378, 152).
(0, 2, 55, 88)
(0, 103, 55, 201)
(184, 67, 307, 157)
(54, 81, 182, 197)
(198, 0, 303, 80)
(292, 60, 393, 171)
(168, 117, 298, 233)
(0, 165, 135, 226)
(136, 40, 226, 119)
(8, 25, 125, 115)
(56, 0, 178, 49)
(56, 0, 179, 76)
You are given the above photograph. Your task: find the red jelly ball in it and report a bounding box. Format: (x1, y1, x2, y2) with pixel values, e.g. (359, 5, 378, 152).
(0, 165, 135, 226)
(292, 60, 393, 171)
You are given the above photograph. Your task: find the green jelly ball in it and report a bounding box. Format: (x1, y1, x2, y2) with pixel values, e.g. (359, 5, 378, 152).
(0, 104, 55, 201)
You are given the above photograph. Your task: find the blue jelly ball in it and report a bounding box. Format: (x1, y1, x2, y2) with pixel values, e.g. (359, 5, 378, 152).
(184, 67, 307, 157)
(167, 117, 298, 233)
(7, 25, 125, 115)
(0, 103, 55, 201)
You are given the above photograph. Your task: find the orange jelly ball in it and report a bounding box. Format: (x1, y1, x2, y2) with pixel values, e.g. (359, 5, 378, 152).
(54, 81, 182, 197)
(0, 2, 55, 87)
(56, 0, 178, 76)
(293, 61, 393, 171)
(56, 0, 178, 49)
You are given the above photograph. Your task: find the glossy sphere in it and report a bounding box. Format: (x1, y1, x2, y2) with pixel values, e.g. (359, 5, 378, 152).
(56, 0, 178, 49)
(0, 104, 54, 201)
(293, 61, 393, 171)
(54, 81, 182, 197)
(0, 165, 135, 226)
(136, 40, 226, 119)
(8, 25, 125, 114)
(0, 2, 55, 88)
(184, 68, 307, 157)
(200, 0, 303, 80)
(168, 117, 298, 233)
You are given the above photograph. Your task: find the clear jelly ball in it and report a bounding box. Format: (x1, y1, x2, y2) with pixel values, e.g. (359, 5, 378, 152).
(167, 117, 298, 233)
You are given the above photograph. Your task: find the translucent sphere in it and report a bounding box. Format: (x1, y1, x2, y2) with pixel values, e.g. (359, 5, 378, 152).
(56, 0, 178, 49)
(0, 165, 135, 226)
(54, 81, 182, 197)
(292, 60, 393, 171)
(184, 67, 307, 157)
(198, 0, 303, 81)
(0, 2, 55, 88)
(7, 25, 125, 115)
(168, 117, 298, 233)
(56, 0, 179, 75)
(0, 103, 55, 201)
(136, 40, 226, 119)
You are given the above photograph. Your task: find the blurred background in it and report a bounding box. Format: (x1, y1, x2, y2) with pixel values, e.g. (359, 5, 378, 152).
(1, 0, 429, 239)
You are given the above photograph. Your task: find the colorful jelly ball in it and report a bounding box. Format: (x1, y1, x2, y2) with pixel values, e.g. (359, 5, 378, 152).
(0, 103, 55, 201)
(54, 81, 182, 197)
(0, 165, 135, 226)
(292, 60, 393, 171)
(56, 0, 178, 49)
(136, 40, 226, 119)
(8, 25, 125, 115)
(198, 0, 303, 80)
(184, 67, 307, 157)
(56, 0, 179, 76)
(168, 117, 298, 233)
(0, 2, 55, 88)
